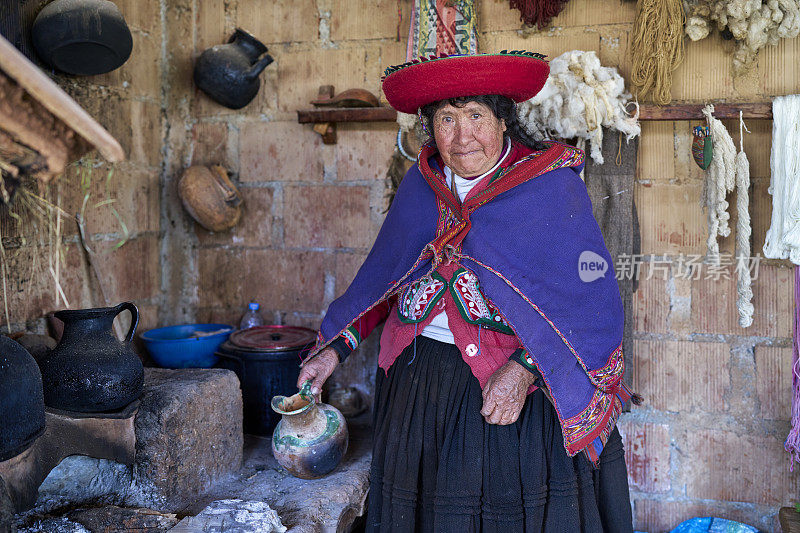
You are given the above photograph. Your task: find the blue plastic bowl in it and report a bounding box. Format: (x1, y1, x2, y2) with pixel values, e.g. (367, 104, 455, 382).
(140, 323, 234, 368)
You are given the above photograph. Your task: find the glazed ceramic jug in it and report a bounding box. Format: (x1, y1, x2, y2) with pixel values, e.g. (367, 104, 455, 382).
(38, 302, 143, 413)
(271, 381, 348, 479)
(193, 28, 274, 109)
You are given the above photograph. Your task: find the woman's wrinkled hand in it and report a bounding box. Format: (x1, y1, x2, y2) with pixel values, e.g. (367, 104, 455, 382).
(480, 360, 536, 425)
(297, 348, 339, 401)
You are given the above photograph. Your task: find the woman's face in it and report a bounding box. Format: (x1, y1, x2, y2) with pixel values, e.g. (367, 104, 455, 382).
(432, 100, 507, 177)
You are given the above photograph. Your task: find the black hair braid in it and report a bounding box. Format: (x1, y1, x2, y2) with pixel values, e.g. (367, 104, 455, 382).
(420, 94, 548, 151)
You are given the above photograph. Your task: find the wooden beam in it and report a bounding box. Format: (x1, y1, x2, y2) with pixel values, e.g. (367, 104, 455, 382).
(296, 102, 775, 126)
(0, 33, 124, 163)
(638, 102, 772, 120)
(297, 106, 397, 124)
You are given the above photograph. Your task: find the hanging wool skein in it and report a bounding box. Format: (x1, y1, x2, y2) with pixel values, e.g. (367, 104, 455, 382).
(786, 267, 800, 469)
(700, 104, 737, 263)
(517, 50, 640, 165)
(734, 112, 754, 328)
(630, 0, 685, 105)
(764, 95, 800, 264)
(509, 0, 570, 29)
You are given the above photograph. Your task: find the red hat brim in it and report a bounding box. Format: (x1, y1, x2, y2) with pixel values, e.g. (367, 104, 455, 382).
(381, 52, 549, 114)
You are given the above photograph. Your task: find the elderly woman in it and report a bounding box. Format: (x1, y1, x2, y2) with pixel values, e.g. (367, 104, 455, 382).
(299, 52, 635, 532)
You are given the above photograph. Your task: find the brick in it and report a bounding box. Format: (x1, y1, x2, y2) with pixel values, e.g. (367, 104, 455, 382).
(331, 0, 411, 41)
(754, 345, 793, 420)
(0, 246, 56, 326)
(336, 123, 398, 182)
(634, 182, 706, 255)
(759, 31, 800, 96)
(116, 0, 161, 34)
(195, 186, 274, 247)
(334, 252, 368, 296)
(685, 429, 799, 504)
(690, 264, 793, 337)
(243, 249, 328, 313)
(284, 185, 373, 248)
(632, 263, 669, 334)
(91, 234, 161, 303)
(672, 121, 706, 184)
(239, 121, 323, 183)
(636, 122, 676, 184)
(191, 123, 230, 168)
(634, 500, 771, 533)
(672, 33, 736, 101)
(276, 47, 369, 112)
(196, 307, 243, 329)
(481, 27, 601, 58)
(91, 31, 161, 97)
(598, 27, 631, 85)
(740, 119, 772, 178)
(78, 164, 160, 237)
(239, 0, 317, 44)
(195, 0, 233, 56)
(751, 177, 772, 256)
(632, 339, 727, 412)
(198, 247, 244, 308)
(278, 312, 323, 332)
(616, 418, 671, 492)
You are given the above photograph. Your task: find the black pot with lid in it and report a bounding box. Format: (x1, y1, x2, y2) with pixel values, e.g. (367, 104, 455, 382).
(216, 325, 316, 436)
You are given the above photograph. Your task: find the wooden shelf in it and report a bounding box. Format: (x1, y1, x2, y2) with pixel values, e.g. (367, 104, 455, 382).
(637, 102, 772, 120)
(297, 106, 397, 124)
(297, 102, 773, 127)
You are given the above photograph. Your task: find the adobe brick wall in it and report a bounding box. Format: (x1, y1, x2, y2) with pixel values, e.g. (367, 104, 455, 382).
(1, 1, 797, 530)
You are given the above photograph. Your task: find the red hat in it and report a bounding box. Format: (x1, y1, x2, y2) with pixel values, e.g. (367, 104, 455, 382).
(381, 51, 549, 114)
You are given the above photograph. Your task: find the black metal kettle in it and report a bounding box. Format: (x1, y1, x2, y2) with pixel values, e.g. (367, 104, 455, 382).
(193, 28, 274, 110)
(38, 302, 143, 413)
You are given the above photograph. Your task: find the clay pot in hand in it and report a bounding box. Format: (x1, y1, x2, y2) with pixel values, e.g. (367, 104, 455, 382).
(193, 28, 273, 109)
(0, 336, 45, 462)
(271, 381, 348, 479)
(38, 302, 143, 413)
(32, 0, 133, 76)
(178, 165, 242, 232)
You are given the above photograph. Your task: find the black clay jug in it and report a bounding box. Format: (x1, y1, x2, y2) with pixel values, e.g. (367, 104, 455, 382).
(32, 0, 133, 76)
(0, 336, 45, 462)
(39, 302, 143, 413)
(193, 28, 274, 110)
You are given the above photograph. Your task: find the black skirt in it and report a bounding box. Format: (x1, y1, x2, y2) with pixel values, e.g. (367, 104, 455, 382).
(366, 336, 633, 533)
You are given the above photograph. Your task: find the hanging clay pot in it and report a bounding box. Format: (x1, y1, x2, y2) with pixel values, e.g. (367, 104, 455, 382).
(193, 28, 274, 109)
(32, 0, 133, 76)
(178, 165, 242, 232)
(271, 381, 348, 479)
(0, 336, 45, 462)
(38, 302, 143, 413)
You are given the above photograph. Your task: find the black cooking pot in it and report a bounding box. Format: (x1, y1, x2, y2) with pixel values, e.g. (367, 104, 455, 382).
(216, 325, 315, 436)
(31, 0, 133, 76)
(0, 336, 45, 462)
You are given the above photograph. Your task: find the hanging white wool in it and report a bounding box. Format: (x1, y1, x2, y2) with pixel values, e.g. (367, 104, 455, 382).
(764, 94, 800, 264)
(517, 50, 640, 164)
(685, 0, 800, 74)
(700, 104, 737, 262)
(735, 112, 754, 328)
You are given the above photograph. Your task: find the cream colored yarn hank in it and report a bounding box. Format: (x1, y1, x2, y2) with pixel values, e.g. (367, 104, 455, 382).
(630, 0, 685, 105)
(701, 104, 737, 263)
(764, 94, 800, 264)
(735, 111, 754, 328)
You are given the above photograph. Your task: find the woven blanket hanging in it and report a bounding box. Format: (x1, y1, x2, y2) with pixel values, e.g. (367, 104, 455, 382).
(508, 0, 570, 29)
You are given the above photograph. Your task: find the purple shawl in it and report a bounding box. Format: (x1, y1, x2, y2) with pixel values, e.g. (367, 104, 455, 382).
(313, 142, 630, 460)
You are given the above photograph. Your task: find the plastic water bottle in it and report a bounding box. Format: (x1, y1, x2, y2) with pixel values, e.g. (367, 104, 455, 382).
(239, 302, 264, 330)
